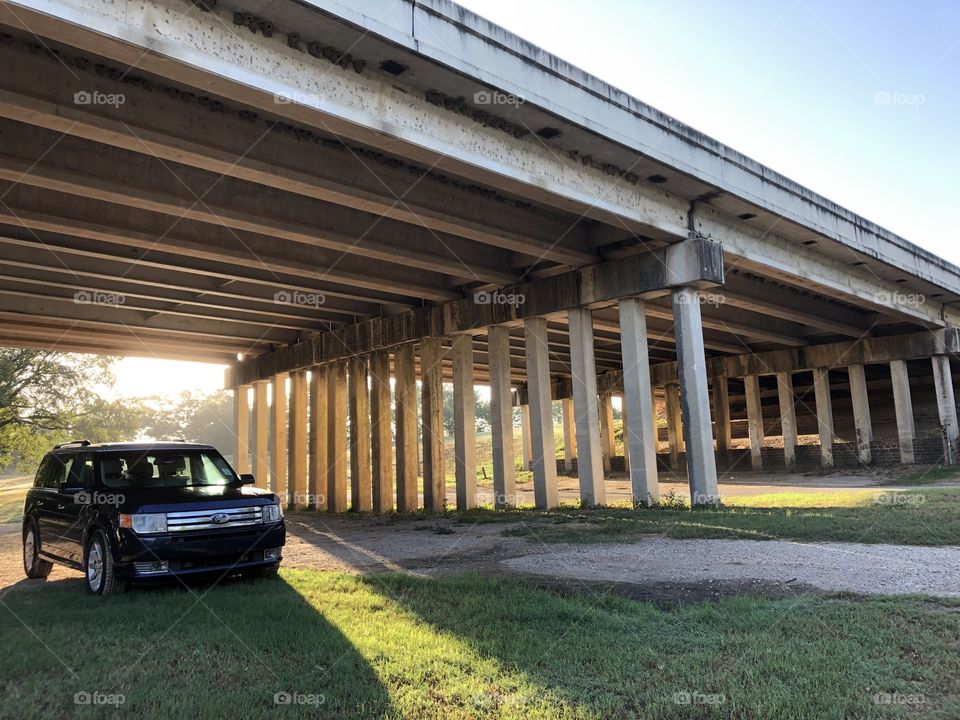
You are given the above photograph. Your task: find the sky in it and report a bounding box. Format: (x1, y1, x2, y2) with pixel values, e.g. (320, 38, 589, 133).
(114, 0, 960, 398)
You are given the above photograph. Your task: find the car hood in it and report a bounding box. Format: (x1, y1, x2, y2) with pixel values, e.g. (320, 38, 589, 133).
(111, 485, 278, 513)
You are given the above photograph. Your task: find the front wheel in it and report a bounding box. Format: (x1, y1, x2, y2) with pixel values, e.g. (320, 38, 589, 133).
(84, 531, 125, 596)
(23, 521, 52, 579)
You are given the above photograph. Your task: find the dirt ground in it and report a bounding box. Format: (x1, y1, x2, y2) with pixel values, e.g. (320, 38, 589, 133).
(2, 469, 958, 601)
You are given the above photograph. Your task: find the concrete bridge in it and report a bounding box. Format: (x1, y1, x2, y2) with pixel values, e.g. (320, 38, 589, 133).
(2, 0, 959, 509)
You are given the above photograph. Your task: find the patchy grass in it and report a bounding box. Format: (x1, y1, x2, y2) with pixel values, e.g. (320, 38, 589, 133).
(879, 465, 960, 486)
(0, 570, 958, 719)
(452, 489, 960, 546)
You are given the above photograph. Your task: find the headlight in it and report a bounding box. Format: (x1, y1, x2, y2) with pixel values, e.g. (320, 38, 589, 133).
(119, 513, 167, 534)
(262, 503, 282, 523)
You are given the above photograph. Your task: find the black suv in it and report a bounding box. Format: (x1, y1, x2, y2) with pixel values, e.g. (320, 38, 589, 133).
(22, 441, 285, 595)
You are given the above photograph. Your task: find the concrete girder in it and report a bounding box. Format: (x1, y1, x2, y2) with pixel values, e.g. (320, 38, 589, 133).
(0, 59, 593, 268)
(6, 0, 958, 328)
(0, 143, 520, 287)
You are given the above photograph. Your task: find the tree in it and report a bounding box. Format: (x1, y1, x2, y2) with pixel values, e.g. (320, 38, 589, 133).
(0, 349, 115, 467)
(147, 390, 234, 450)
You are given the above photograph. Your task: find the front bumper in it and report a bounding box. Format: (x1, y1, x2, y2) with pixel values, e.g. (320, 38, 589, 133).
(115, 521, 286, 579)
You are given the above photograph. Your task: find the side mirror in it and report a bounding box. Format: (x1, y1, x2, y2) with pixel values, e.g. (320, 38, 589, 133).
(238, 473, 256, 485)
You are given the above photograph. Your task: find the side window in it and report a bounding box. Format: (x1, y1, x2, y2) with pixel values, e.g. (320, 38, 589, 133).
(33, 456, 52, 488)
(67, 454, 94, 488)
(37, 454, 72, 489)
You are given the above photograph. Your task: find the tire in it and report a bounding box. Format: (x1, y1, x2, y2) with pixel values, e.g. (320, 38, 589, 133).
(23, 521, 53, 579)
(84, 530, 126, 596)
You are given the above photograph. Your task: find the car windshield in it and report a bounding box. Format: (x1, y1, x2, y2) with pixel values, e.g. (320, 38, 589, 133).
(100, 450, 239, 489)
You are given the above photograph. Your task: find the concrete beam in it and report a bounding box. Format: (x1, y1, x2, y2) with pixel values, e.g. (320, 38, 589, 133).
(673, 288, 719, 506)
(524, 318, 560, 509)
(599, 391, 615, 474)
(420, 338, 446, 511)
(813, 368, 835, 469)
(665, 383, 682, 471)
(777, 372, 798, 472)
(369, 350, 393, 514)
(348, 355, 372, 512)
(393, 344, 419, 512)
(451, 335, 477, 510)
(848, 364, 873, 464)
(288, 370, 308, 509)
(743, 375, 764, 471)
(931, 356, 959, 465)
(327, 361, 348, 512)
(309, 365, 328, 511)
(619, 298, 658, 505)
(487, 326, 516, 508)
(561, 397, 576, 472)
(253, 381, 268, 489)
(889, 360, 915, 465)
(233, 385, 250, 475)
(270, 373, 288, 502)
(568, 307, 605, 505)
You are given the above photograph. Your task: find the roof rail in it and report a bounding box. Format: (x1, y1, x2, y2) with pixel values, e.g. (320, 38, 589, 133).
(53, 440, 91, 449)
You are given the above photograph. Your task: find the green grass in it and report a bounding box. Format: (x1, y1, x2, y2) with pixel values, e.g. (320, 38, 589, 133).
(880, 465, 960, 486)
(451, 489, 960, 546)
(0, 570, 958, 719)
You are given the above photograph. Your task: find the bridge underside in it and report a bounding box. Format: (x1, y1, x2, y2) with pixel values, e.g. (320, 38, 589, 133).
(2, 0, 959, 509)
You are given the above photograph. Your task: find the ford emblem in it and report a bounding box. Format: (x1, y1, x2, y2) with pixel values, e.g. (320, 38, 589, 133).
(211, 513, 229, 524)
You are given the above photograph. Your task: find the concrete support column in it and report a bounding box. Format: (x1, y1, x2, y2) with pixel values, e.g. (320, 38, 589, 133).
(349, 355, 372, 512)
(712, 373, 732, 456)
(561, 397, 576, 472)
(776, 372, 798, 472)
(451, 335, 477, 510)
(665, 383, 682, 471)
(890, 360, 916, 464)
(393, 344, 419, 512)
(327, 361, 348, 512)
(369, 350, 393, 514)
(420, 338, 446, 511)
(233, 385, 250, 474)
(599, 392, 615, 473)
(524, 318, 560, 509)
(743, 375, 764, 471)
(931, 355, 960, 465)
(309, 366, 328, 511)
(813, 368, 835, 469)
(672, 287, 719, 507)
(271, 373, 288, 501)
(568, 307, 606, 505)
(287, 370, 308, 509)
(487, 326, 516, 508)
(848, 364, 873, 464)
(253, 381, 269, 488)
(618, 297, 658, 505)
(621, 398, 630, 473)
(519, 404, 533, 471)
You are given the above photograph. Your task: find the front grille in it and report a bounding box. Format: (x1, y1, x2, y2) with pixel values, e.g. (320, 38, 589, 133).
(166, 506, 263, 532)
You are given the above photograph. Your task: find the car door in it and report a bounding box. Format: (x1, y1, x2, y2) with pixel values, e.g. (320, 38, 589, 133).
(34, 453, 73, 559)
(57, 453, 93, 563)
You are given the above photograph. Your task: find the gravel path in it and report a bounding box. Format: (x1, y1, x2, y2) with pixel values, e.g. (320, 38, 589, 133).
(3, 513, 958, 598)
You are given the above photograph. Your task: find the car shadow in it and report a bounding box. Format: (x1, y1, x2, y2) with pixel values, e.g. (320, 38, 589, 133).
(0, 573, 394, 718)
